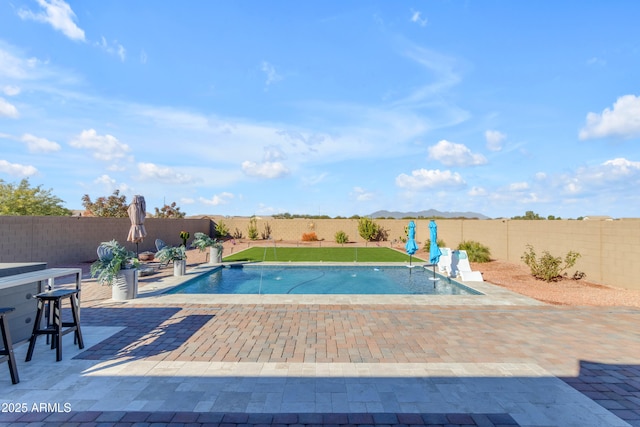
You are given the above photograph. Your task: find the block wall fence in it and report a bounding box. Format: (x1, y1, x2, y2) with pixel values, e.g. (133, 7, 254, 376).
(0, 216, 211, 265)
(0, 216, 639, 290)
(213, 216, 640, 291)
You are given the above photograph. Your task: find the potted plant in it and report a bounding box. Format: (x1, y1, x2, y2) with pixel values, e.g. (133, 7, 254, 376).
(191, 232, 224, 264)
(91, 240, 140, 300)
(179, 230, 190, 247)
(156, 245, 187, 276)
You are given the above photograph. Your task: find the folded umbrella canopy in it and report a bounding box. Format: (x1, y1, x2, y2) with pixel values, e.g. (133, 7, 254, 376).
(428, 220, 442, 281)
(127, 195, 147, 255)
(405, 220, 418, 267)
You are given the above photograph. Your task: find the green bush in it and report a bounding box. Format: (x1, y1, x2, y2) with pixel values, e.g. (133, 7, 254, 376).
(424, 238, 446, 250)
(247, 217, 259, 240)
(457, 240, 491, 263)
(521, 244, 581, 282)
(214, 220, 229, 238)
(358, 217, 387, 241)
(335, 230, 349, 244)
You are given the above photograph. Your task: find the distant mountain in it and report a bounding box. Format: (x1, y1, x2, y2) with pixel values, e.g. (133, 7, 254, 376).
(369, 209, 490, 220)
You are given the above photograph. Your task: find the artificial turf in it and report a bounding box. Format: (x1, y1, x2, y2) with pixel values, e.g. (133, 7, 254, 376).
(222, 246, 425, 263)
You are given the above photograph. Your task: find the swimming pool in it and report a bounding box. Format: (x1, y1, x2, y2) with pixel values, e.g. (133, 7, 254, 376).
(166, 265, 482, 295)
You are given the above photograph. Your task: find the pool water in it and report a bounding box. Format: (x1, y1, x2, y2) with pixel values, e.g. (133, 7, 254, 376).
(166, 265, 481, 295)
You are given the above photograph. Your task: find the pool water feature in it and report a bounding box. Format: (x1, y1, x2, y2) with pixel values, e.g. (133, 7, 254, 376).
(166, 265, 482, 296)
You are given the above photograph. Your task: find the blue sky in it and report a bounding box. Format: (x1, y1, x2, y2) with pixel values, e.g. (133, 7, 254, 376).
(1, 1, 639, 219)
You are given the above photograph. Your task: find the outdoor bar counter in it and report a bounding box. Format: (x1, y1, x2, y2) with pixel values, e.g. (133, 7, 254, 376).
(0, 263, 82, 345)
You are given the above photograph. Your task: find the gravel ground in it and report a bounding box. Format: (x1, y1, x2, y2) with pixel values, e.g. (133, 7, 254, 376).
(471, 259, 640, 308)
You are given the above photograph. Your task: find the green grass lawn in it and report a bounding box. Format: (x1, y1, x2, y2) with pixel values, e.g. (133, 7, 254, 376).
(223, 246, 425, 263)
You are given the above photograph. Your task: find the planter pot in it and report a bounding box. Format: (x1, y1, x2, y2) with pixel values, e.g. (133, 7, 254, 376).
(209, 247, 222, 264)
(138, 251, 155, 261)
(174, 259, 186, 276)
(112, 268, 138, 301)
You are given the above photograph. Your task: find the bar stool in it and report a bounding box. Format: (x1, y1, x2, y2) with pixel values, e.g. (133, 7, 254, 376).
(25, 289, 84, 362)
(0, 307, 19, 384)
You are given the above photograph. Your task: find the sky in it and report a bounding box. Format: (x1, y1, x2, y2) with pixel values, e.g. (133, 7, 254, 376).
(1, 1, 639, 219)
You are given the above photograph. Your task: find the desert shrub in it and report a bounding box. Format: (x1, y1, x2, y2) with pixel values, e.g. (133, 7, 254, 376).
(521, 244, 581, 282)
(457, 240, 491, 263)
(357, 217, 388, 242)
(357, 217, 380, 241)
(232, 227, 243, 239)
(424, 238, 447, 250)
(335, 230, 349, 244)
(247, 217, 259, 240)
(261, 222, 272, 240)
(214, 220, 230, 238)
(302, 232, 319, 241)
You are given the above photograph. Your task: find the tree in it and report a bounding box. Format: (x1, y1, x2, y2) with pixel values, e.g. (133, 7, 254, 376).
(0, 179, 71, 216)
(511, 210, 544, 220)
(153, 202, 185, 218)
(81, 190, 129, 217)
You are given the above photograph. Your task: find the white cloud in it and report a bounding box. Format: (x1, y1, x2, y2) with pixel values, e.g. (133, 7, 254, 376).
(94, 174, 116, 186)
(0, 159, 38, 176)
(0, 97, 19, 118)
(69, 129, 130, 161)
(18, 0, 85, 42)
(602, 157, 640, 174)
(264, 145, 287, 162)
(261, 61, 283, 87)
(0, 44, 48, 81)
(301, 172, 328, 186)
(137, 162, 194, 184)
(140, 50, 148, 64)
(428, 140, 487, 167)
(352, 186, 374, 202)
(241, 160, 289, 179)
(485, 130, 506, 151)
(567, 158, 640, 195)
(395, 168, 465, 190)
(410, 10, 428, 27)
(21, 133, 61, 153)
(564, 180, 581, 194)
(200, 192, 234, 206)
(97, 37, 126, 62)
(468, 186, 487, 196)
(509, 182, 530, 191)
(2, 85, 20, 96)
(579, 94, 640, 140)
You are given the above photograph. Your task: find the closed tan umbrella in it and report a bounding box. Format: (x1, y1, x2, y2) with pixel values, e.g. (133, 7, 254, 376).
(127, 195, 147, 255)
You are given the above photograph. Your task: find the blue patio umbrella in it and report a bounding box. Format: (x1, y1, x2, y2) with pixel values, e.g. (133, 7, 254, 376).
(405, 220, 418, 267)
(429, 220, 442, 281)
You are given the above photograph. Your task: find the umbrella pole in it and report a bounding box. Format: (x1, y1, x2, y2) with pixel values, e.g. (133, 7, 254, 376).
(433, 264, 436, 288)
(136, 242, 139, 257)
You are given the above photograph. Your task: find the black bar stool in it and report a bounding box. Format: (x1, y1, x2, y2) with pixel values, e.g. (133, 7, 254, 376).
(25, 289, 84, 362)
(0, 307, 19, 384)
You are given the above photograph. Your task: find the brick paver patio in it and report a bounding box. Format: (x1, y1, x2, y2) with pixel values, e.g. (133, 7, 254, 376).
(1, 262, 638, 426)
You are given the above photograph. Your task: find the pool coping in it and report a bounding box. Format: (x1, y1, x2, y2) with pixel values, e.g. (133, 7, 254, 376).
(128, 262, 545, 306)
